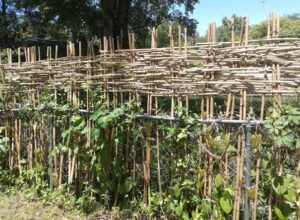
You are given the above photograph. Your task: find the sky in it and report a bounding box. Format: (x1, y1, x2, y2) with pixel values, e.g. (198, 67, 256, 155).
(188, 0, 300, 35)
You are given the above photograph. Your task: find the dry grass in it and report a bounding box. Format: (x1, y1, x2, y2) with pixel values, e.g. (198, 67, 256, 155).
(0, 191, 129, 220)
(0, 192, 83, 220)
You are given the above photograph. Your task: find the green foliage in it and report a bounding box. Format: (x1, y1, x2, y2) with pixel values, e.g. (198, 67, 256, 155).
(76, 182, 98, 213)
(217, 15, 243, 42)
(0, 0, 200, 48)
(249, 21, 268, 39)
(212, 175, 234, 218)
(0, 127, 8, 154)
(250, 14, 300, 39)
(263, 105, 300, 219)
(265, 105, 300, 149)
(0, 82, 299, 219)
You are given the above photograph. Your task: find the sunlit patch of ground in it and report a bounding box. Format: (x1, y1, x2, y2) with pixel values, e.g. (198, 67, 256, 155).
(0, 192, 85, 220)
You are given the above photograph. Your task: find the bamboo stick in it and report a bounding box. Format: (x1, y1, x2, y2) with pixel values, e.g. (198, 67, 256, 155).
(155, 97, 162, 196)
(231, 17, 235, 47)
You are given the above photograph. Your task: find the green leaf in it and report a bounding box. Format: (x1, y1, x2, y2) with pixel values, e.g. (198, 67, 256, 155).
(291, 116, 300, 125)
(60, 145, 68, 153)
(182, 211, 189, 220)
(0, 144, 7, 152)
(2, 137, 9, 142)
(174, 202, 184, 216)
(227, 145, 237, 154)
(296, 140, 300, 149)
(220, 197, 232, 214)
(74, 146, 79, 154)
(264, 123, 273, 130)
(98, 116, 110, 129)
(91, 128, 100, 141)
(90, 108, 105, 121)
(272, 176, 287, 195)
(124, 179, 133, 193)
(177, 129, 188, 143)
(215, 174, 223, 188)
(251, 135, 262, 149)
(275, 203, 293, 220)
(173, 184, 181, 198)
(247, 188, 256, 200)
(283, 188, 296, 202)
(81, 127, 89, 135)
(75, 120, 85, 131)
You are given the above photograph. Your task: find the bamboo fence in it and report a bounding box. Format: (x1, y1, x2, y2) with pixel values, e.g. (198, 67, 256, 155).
(0, 13, 299, 219)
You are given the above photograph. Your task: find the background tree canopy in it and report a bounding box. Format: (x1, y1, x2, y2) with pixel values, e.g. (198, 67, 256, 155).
(1, 1, 300, 48)
(214, 13, 300, 42)
(0, 0, 200, 48)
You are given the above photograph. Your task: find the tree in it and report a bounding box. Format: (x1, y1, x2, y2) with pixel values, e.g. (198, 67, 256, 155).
(102, 0, 200, 47)
(0, 0, 21, 48)
(1, 0, 8, 45)
(0, 0, 200, 48)
(249, 14, 300, 39)
(215, 15, 242, 42)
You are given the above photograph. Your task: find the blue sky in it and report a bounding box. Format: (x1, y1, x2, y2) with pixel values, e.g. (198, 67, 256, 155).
(188, 0, 300, 35)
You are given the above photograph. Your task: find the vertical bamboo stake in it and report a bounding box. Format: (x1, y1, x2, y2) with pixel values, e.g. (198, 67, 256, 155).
(206, 97, 210, 119)
(252, 102, 264, 220)
(79, 41, 82, 60)
(277, 64, 282, 106)
(132, 128, 137, 199)
(53, 89, 58, 185)
(267, 14, 271, 40)
(170, 28, 175, 118)
(272, 63, 276, 106)
(169, 26, 174, 51)
(155, 97, 162, 196)
(231, 17, 235, 47)
(225, 93, 232, 118)
(233, 92, 243, 220)
(18, 48, 21, 67)
(48, 115, 53, 190)
(144, 94, 152, 205)
(260, 95, 265, 121)
(55, 45, 58, 66)
(178, 25, 182, 54)
(38, 46, 41, 61)
(210, 95, 214, 118)
(272, 12, 275, 38)
(13, 96, 21, 175)
(245, 17, 249, 46)
(268, 187, 273, 220)
(49, 46, 52, 63)
(59, 154, 64, 186)
(177, 96, 182, 110)
(207, 24, 211, 43)
(243, 90, 247, 119)
(239, 18, 245, 46)
(184, 27, 188, 58)
(116, 36, 120, 50)
(28, 92, 33, 169)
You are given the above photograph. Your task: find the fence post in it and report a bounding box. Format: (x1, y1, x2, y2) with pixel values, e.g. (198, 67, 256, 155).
(48, 115, 53, 190)
(244, 121, 252, 220)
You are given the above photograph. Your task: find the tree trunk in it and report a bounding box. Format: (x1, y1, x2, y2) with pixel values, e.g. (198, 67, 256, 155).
(101, 0, 131, 48)
(1, 0, 8, 46)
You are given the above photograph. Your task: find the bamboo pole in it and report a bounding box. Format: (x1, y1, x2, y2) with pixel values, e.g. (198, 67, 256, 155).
(233, 92, 243, 220)
(245, 17, 249, 46)
(178, 25, 182, 54)
(184, 27, 188, 58)
(155, 97, 162, 196)
(231, 17, 235, 47)
(18, 48, 21, 67)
